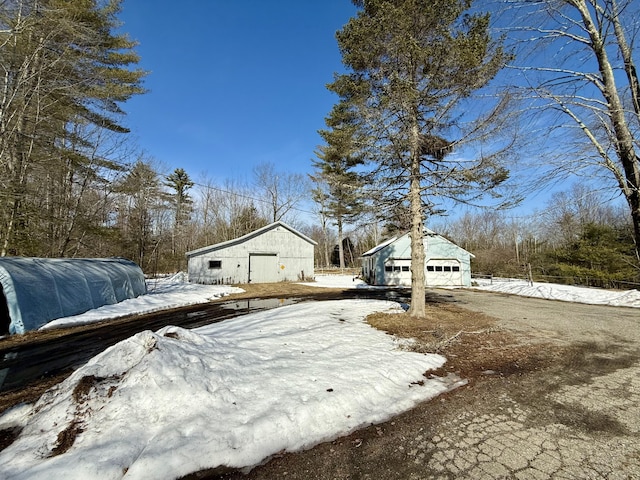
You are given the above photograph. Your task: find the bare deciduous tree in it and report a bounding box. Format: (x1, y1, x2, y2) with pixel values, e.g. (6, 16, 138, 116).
(252, 162, 308, 224)
(502, 0, 640, 266)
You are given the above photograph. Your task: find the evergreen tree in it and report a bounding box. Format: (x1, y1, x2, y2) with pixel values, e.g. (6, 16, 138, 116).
(331, 0, 510, 317)
(164, 168, 194, 270)
(230, 204, 268, 239)
(165, 168, 194, 229)
(0, 0, 146, 256)
(545, 223, 637, 287)
(115, 160, 162, 270)
(312, 102, 366, 269)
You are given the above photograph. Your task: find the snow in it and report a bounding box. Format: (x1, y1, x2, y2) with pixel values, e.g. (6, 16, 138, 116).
(41, 273, 245, 330)
(0, 298, 460, 480)
(474, 278, 640, 308)
(1, 273, 638, 479)
(40, 274, 640, 333)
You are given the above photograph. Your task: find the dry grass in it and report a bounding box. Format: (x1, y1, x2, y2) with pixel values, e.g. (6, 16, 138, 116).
(367, 303, 495, 344)
(229, 281, 344, 298)
(366, 303, 554, 380)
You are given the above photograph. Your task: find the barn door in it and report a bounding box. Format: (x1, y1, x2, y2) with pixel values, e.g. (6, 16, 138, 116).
(248, 254, 279, 283)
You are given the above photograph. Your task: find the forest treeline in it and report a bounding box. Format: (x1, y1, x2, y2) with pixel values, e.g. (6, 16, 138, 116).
(0, 1, 312, 273)
(320, 183, 639, 289)
(1, 0, 639, 290)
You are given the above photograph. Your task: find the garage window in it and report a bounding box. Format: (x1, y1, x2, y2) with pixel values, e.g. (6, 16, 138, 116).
(208, 260, 222, 269)
(385, 265, 392, 272)
(452, 266, 460, 272)
(427, 266, 434, 272)
(435, 266, 443, 272)
(402, 266, 409, 272)
(444, 266, 451, 272)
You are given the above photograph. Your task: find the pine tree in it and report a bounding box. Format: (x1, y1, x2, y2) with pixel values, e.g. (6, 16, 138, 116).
(331, 0, 510, 317)
(312, 102, 366, 269)
(165, 168, 194, 229)
(164, 168, 194, 270)
(115, 160, 162, 270)
(0, 0, 147, 256)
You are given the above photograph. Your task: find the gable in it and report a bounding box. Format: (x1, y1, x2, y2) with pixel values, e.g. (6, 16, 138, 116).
(364, 230, 474, 260)
(186, 221, 316, 258)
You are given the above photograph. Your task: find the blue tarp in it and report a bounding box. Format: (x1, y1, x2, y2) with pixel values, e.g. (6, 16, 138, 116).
(0, 257, 147, 335)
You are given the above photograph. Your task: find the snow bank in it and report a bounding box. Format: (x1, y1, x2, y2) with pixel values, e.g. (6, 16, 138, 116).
(475, 278, 640, 308)
(41, 275, 244, 330)
(0, 300, 461, 480)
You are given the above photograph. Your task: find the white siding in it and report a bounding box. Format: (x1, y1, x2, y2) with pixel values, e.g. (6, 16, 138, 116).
(361, 231, 473, 287)
(187, 222, 315, 285)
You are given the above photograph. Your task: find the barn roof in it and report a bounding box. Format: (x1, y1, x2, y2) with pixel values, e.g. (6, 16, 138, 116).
(185, 221, 317, 258)
(0, 257, 146, 335)
(361, 230, 474, 258)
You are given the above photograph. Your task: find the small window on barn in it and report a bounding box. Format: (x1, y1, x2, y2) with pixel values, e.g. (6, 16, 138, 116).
(435, 266, 443, 272)
(452, 266, 460, 272)
(385, 265, 392, 272)
(444, 266, 451, 272)
(402, 266, 409, 272)
(427, 266, 435, 272)
(209, 260, 222, 269)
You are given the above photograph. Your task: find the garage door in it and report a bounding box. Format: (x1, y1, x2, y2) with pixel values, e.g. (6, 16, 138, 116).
(384, 259, 411, 286)
(425, 259, 463, 286)
(249, 254, 279, 283)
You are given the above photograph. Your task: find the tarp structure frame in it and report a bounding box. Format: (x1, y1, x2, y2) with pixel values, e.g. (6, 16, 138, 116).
(0, 257, 146, 335)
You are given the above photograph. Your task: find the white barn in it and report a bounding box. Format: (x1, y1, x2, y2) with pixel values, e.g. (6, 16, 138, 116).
(361, 229, 474, 287)
(186, 222, 316, 285)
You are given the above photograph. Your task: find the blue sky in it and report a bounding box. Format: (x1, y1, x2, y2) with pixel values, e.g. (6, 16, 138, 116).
(115, 1, 629, 228)
(118, 1, 357, 183)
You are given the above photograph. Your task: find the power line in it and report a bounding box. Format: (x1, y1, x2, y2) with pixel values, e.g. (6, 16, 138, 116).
(82, 154, 319, 218)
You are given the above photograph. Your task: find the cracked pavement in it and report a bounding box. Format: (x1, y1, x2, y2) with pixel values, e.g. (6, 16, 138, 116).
(404, 363, 640, 479)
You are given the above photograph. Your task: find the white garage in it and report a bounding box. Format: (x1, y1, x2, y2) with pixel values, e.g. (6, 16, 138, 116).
(186, 222, 316, 285)
(361, 230, 474, 288)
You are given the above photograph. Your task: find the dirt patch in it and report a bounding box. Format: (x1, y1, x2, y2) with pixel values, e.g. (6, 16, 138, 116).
(230, 282, 346, 299)
(0, 426, 21, 452)
(0, 372, 71, 415)
(367, 304, 553, 380)
(49, 421, 83, 457)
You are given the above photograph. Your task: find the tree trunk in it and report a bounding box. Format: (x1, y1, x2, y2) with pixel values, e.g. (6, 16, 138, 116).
(322, 216, 331, 268)
(337, 216, 345, 269)
(408, 122, 426, 317)
(571, 0, 640, 264)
